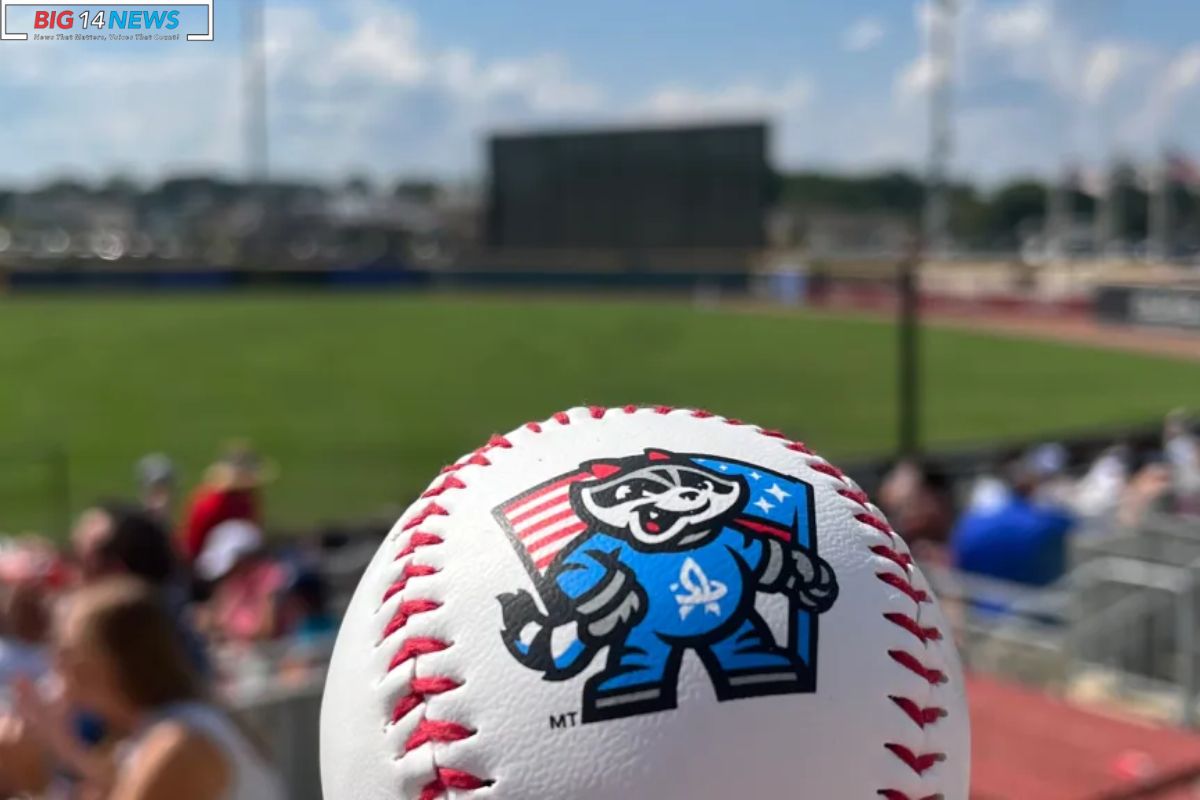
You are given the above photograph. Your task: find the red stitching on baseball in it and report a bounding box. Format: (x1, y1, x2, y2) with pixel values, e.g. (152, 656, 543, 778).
(838, 487, 870, 506)
(405, 719, 476, 752)
(418, 768, 494, 800)
(856, 513, 895, 539)
(785, 441, 815, 455)
(388, 637, 450, 671)
(808, 461, 846, 480)
(884, 743, 945, 775)
(884, 612, 942, 644)
(589, 406, 607, 419)
(871, 545, 915, 571)
(421, 476, 466, 498)
(441, 452, 491, 473)
(773, 432, 951, 795)
(888, 650, 948, 685)
(396, 533, 444, 560)
(383, 599, 442, 639)
(877, 791, 943, 800)
(392, 677, 462, 724)
(876, 572, 931, 604)
(383, 564, 439, 602)
(691, 409, 714, 418)
(382, 410, 566, 796)
(890, 696, 947, 728)
(381, 563, 439, 599)
(403, 502, 449, 531)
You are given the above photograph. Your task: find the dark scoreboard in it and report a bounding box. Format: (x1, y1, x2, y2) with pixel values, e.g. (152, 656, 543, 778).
(487, 122, 769, 250)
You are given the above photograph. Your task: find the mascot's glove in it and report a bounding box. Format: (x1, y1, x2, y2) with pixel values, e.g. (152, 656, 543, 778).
(574, 555, 646, 642)
(758, 539, 839, 613)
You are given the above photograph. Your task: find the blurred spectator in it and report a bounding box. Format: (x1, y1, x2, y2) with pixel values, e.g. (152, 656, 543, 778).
(278, 567, 336, 644)
(135, 453, 177, 526)
(198, 521, 287, 643)
(1024, 442, 1074, 508)
(878, 459, 955, 549)
(72, 502, 209, 678)
(0, 578, 284, 799)
(951, 460, 1076, 588)
(73, 502, 176, 587)
(180, 443, 273, 565)
(1072, 444, 1131, 520)
(965, 463, 1011, 515)
(1164, 409, 1200, 512)
(0, 581, 50, 690)
(0, 535, 71, 589)
(273, 565, 339, 681)
(1118, 458, 1174, 529)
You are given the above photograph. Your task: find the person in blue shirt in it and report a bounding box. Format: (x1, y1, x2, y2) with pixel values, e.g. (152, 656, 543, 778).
(951, 462, 1076, 588)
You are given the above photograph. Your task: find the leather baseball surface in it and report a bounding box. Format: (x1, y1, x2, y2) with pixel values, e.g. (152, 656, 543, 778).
(320, 405, 970, 799)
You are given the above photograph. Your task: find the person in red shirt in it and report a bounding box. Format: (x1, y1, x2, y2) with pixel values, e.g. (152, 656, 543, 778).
(178, 444, 275, 565)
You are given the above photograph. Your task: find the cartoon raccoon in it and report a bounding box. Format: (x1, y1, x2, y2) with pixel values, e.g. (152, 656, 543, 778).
(576, 456, 744, 549)
(497, 449, 839, 722)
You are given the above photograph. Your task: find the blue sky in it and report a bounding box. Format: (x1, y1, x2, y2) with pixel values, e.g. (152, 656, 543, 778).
(3, 0, 1200, 186)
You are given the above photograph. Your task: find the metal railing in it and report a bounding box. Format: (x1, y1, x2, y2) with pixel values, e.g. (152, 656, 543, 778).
(923, 513, 1200, 729)
(219, 636, 334, 800)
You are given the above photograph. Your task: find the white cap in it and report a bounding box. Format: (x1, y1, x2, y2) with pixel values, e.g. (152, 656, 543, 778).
(195, 519, 263, 582)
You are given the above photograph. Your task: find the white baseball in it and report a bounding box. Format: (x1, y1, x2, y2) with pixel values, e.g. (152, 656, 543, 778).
(321, 406, 969, 800)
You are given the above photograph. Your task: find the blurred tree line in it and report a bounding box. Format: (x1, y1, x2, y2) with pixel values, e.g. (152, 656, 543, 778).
(777, 165, 1200, 250)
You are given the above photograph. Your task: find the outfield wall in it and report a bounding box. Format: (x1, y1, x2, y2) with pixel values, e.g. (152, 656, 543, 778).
(1, 265, 751, 293)
(1096, 283, 1200, 332)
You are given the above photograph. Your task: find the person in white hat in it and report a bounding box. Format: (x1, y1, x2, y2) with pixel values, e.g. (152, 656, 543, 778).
(196, 521, 286, 643)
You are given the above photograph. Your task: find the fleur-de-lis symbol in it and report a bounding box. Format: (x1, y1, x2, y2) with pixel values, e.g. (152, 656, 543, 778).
(671, 557, 728, 620)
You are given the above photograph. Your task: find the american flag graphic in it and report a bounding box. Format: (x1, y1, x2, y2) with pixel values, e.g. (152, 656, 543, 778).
(496, 472, 593, 574)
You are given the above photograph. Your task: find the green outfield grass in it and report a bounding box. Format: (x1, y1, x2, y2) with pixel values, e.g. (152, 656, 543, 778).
(1, 293, 1197, 535)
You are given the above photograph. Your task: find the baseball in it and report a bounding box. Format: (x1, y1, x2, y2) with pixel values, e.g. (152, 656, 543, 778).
(320, 405, 970, 799)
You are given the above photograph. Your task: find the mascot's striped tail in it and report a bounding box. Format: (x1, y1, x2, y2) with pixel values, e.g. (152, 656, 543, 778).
(498, 589, 594, 679)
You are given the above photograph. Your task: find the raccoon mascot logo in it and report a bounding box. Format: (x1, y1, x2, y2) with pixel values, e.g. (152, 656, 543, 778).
(494, 449, 839, 722)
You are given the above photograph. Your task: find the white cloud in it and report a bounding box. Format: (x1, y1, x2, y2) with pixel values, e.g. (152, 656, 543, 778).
(895, 54, 944, 102)
(638, 76, 814, 121)
(981, 0, 1051, 49)
(1082, 44, 1134, 105)
(0, 43, 242, 184)
(842, 17, 886, 53)
(1163, 46, 1200, 96)
(1123, 46, 1200, 148)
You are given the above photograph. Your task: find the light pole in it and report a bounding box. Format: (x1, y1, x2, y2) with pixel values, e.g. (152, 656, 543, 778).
(901, 0, 957, 460)
(242, 0, 269, 182)
(923, 0, 956, 256)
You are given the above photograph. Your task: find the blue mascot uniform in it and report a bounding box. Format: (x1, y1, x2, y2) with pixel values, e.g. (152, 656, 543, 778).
(497, 451, 839, 722)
